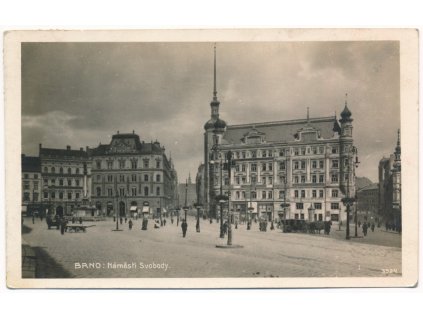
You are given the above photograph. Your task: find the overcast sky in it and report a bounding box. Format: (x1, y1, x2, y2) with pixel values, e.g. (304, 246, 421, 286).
(22, 41, 400, 183)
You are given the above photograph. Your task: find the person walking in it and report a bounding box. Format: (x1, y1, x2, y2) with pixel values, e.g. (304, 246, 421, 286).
(79, 217, 83, 224)
(32, 214, 35, 224)
(362, 222, 368, 236)
(128, 219, 133, 230)
(163, 218, 167, 226)
(181, 219, 188, 238)
(60, 218, 67, 235)
(371, 223, 375, 232)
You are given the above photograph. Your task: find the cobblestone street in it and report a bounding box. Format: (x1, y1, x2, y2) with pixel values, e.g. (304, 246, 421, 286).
(22, 216, 402, 278)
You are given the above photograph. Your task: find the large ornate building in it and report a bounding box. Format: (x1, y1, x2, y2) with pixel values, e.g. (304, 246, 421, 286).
(89, 132, 178, 218)
(39, 144, 91, 217)
(378, 129, 401, 227)
(203, 47, 357, 222)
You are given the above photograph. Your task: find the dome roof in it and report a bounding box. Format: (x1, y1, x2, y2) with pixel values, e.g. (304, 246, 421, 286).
(340, 105, 352, 119)
(214, 118, 227, 129)
(204, 119, 216, 130)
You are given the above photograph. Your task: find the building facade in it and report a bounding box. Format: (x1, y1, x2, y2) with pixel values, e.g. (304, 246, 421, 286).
(378, 130, 401, 227)
(89, 132, 177, 218)
(357, 183, 379, 219)
(39, 144, 91, 217)
(21, 155, 42, 216)
(203, 48, 357, 223)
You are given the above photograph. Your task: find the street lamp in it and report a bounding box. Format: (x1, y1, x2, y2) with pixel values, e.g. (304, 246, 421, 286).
(194, 202, 203, 232)
(112, 191, 124, 231)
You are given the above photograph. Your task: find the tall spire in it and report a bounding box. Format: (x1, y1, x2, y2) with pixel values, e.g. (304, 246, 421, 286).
(213, 43, 218, 101)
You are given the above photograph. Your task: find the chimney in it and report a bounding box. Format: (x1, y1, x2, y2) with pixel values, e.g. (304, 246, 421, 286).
(80, 147, 83, 151)
(66, 145, 71, 150)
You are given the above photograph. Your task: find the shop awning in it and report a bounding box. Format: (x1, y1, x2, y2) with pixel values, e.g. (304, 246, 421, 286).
(130, 206, 138, 212)
(142, 206, 150, 213)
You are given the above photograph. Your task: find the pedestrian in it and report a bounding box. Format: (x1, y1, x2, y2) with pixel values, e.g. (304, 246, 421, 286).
(371, 223, 375, 232)
(358, 220, 361, 228)
(120, 217, 123, 225)
(142, 218, 148, 230)
(209, 218, 212, 224)
(125, 217, 127, 223)
(72, 216, 75, 224)
(163, 219, 167, 226)
(362, 222, 368, 236)
(32, 214, 35, 224)
(79, 217, 83, 224)
(181, 219, 188, 237)
(235, 221, 238, 229)
(128, 219, 133, 230)
(60, 218, 67, 235)
(223, 221, 228, 235)
(171, 218, 174, 224)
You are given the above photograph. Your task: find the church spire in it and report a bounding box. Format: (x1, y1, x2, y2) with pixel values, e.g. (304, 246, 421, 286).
(213, 43, 217, 101)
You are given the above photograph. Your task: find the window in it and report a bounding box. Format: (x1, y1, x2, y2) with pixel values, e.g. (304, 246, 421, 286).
(331, 174, 338, 183)
(319, 160, 324, 169)
(107, 161, 113, 170)
(331, 203, 339, 210)
(144, 187, 149, 196)
(262, 150, 267, 158)
(67, 192, 72, 200)
(332, 160, 339, 168)
(268, 191, 273, 199)
(251, 191, 257, 199)
(59, 192, 64, 199)
(76, 168, 80, 174)
(296, 203, 304, 210)
(312, 190, 317, 198)
(262, 191, 266, 199)
(300, 213, 305, 220)
(242, 152, 246, 159)
(294, 161, 299, 169)
(312, 161, 317, 169)
(143, 159, 149, 168)
(269, 177, 273, 185)
(156, 174, 161, 182)
(236, 177, 240, 185)
(279, 176, 286, 184)
(279, 190, 285, 199)
(236, 191, 240, 199)
(108, 175, 113, 182)
(119, 175, 125, 182)
(51, 192, 56, 199)
(68, 167, 72, 174)
(295, 213, 299, 219)
(332, 147, 338, 154)
(314, 203, 322, 209)
(59, 167, 63, 174)
(301, 190, 305, 198)
(23, 182, 30, 190)
(44, 192, 48, 199)
(44, 167, 48, 173)
(242, 164, 246, 172)
(301, 148, 306, 155)
(75, 179, 80, 186)
(319, 175, 324, 183)
(51, 179, 56, 185)
(51, 167, 56, 173)
(242, 191, 245, 199)
(332, 190, 338, 198)
(236, 164, 240, 172)
(312, 147, 317, 155)
(301, 175, 306, 183)
(34, 174, 38, 179)
(131, 160, 138, 169)
(294, 148, 299, 156)
(294, 190, 299, 198)
(44, 178, 48, 185)
(96, 175, 101, 182)
(67, 179, 72, 186)
(33, 182, 38, 190)
(96, 160, 101, 169)
(279, 161, 285, 170)
(251, 151, 257, 158)
(59, 179, 64, 186)
(262, 177, 266, 185)
(156, 187, 160, 196)
(119, 188, 125, 196)
(262, 163, 266, 171)
(279, 149, 284, 156)
(96, 187, 101, 196)
(242, 177, 246, 184)
(268, 163, 273, 171)
(251, 176, 257, 183)
(294, 176, 299, 184)
(312, 175, 317, 183)
(301, 161, 306, 169)
(156, 160, 161, 169)
(119, 160, 125, 169)
(319, 190, 324, 198)
(23, 192, 30, 201)
(108, 188, 113, 197)
(132, 174, 137, 182)
(251, 163, 257, 172)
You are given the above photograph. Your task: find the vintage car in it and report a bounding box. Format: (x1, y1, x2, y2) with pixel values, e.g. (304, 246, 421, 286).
(46, 214, 60, 230)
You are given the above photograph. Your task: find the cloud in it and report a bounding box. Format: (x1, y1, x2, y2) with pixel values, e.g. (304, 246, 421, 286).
(21, 41, 400, 182)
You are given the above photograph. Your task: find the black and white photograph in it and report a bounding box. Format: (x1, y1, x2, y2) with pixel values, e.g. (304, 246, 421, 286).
(4, 29, 418, 288)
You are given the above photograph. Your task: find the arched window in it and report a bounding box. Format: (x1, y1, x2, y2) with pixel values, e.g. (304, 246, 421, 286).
(96, 187, 101, 196)
(156, 187, 160, 196)
(144, 187, 149, 196)
(44, 167, 48, 173)
(156, 174, 161, 182)
(51, 167, 55, 173)
(59, 167, 63, 174)
(144, 174, 149, 182)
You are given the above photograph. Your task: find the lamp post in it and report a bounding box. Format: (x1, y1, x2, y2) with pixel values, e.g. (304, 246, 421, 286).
(183, 179, 188, 221)
(194, 202, 203, 232)
(210, 158, 225, 238)
(112, 191, 124, 231)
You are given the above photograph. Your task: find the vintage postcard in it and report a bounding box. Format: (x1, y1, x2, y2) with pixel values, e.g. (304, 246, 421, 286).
(4, 29, 419, 288)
